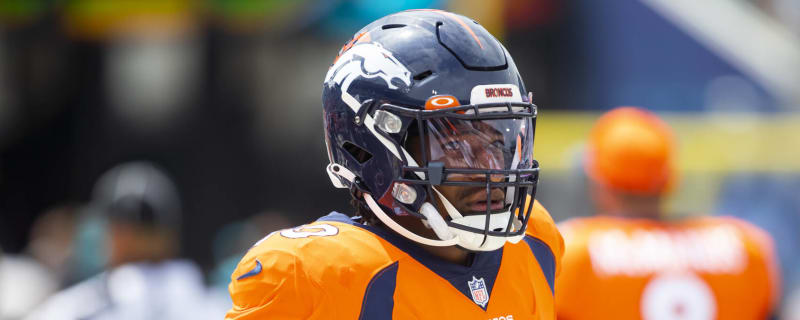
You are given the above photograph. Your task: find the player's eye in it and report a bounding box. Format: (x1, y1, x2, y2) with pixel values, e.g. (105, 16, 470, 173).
(442, 140, 462, 151)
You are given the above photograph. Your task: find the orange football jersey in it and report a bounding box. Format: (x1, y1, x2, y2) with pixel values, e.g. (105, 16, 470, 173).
(555, 216, 780, 320)
(227, 200, 563, 319)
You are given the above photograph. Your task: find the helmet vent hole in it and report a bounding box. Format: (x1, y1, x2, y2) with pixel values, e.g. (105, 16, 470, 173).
(413, 70, 433, 81)
(342, 141, 373, 164)
(493, 228, 503, 232)
(382, 24, 406, 30)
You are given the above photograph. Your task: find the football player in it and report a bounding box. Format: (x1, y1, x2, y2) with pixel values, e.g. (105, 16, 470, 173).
(226, 10, 564, 319)
(555, 107, 781, 319)
(27, 162, 216, 320)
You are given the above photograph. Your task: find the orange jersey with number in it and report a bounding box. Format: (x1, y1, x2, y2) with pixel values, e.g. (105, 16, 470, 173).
(227, 200, 563, 320)
(555, 216, 780, 320)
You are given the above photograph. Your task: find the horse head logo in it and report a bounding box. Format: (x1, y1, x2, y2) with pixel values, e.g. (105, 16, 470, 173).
(325, 42, 412, 111)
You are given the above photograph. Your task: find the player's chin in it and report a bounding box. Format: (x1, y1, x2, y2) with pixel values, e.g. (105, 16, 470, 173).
(459, 205, 511, 216)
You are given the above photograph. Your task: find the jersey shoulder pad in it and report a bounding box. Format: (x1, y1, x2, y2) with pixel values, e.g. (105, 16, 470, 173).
(227, 219, 399, 319)
(232, 219, 397, 282)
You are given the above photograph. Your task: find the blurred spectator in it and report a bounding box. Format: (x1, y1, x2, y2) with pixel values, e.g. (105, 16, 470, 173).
(26, 161, 219, 320)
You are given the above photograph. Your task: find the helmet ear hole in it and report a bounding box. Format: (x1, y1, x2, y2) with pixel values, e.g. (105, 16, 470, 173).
(382, 24, 406, 30)
(413, 70, 433, 81)
(342, 141, 373, 163)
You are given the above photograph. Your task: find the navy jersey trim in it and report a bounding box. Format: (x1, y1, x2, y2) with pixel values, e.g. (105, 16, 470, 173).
(319, 212, 503, 310)
(359, 261, 399, 320)
(523, 235, 555, 294)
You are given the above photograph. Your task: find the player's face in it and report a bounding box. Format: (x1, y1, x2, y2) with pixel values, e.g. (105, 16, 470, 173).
(408, 118, 527, 216)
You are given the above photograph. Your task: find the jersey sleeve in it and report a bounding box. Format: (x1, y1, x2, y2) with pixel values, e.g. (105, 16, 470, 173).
(226, 242, 328, 319)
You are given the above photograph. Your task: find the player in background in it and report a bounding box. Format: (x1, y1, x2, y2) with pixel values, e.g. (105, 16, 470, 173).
(227, 10, 563, 320)
(555, 107, 781, 320)
(26, 162, 219, 320)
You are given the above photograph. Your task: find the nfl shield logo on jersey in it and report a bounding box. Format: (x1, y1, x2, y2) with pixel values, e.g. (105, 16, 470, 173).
(468, 276, 489, 308)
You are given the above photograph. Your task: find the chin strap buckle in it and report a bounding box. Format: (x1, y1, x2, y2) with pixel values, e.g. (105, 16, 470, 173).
(326, 163, 357, 188)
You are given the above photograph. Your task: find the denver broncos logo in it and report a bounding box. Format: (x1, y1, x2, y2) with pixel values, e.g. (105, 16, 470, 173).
(325, 42, 412, 112)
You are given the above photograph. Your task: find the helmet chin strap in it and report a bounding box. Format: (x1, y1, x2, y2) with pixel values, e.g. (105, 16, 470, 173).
(328, 164, 457, 246)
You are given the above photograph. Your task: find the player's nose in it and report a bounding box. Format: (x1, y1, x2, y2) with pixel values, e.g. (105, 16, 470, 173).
(471, 148, 504, 181)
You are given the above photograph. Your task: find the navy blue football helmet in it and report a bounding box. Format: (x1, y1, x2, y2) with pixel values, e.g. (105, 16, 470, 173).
(322, 10, 539, 251)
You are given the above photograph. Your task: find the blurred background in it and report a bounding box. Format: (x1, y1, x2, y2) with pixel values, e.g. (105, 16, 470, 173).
(0, 0, 798, 319)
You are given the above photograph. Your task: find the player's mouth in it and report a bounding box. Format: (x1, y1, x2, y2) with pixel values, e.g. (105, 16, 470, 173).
(468, 199, 505, 212)
(463, 189, 506, 214)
